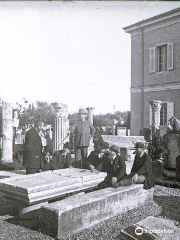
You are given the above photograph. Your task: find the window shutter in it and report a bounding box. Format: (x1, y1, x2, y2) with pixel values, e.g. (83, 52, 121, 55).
(149, 47, 156, 73)
(149, 105, 152, 126)
(167, 43, 174, 70)
(167, 102, 174, 122)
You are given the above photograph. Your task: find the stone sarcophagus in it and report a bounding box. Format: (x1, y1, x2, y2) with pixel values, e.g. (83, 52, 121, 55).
(0, 168, 107, 205)
(0, 168, 107, 219)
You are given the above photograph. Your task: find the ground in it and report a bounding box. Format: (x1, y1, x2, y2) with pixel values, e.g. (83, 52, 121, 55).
(0, 161, 180, 240)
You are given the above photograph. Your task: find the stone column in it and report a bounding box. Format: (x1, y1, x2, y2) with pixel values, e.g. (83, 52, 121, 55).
(149, 100, 162, 136)
(2, 101, 13, 163)
(86, 107, 94, 124)
(86, 107, 94, 154)
(53, 104, 69, 152)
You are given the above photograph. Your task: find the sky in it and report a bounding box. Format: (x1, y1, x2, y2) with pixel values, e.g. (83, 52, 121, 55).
(0, 1, 180, 114)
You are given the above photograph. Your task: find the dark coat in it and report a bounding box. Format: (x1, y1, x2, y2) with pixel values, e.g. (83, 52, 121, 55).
(23, 127, 42, 169)
(85, 150, 103, 170)
(131, 152, 155, 190)
(102, 154, 126, 179)
(41, 151, 72, 171)
(70, 120, 96, 147)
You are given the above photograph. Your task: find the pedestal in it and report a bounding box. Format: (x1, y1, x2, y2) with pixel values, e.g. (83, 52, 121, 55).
(2, 101, 13, 163)
(149, 100, 162, 136)
(164, 133, 180, 169)
(152, 159, 164, 178)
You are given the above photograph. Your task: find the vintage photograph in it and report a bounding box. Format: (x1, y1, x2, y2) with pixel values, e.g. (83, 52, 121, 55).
(0, 1, 180, 239)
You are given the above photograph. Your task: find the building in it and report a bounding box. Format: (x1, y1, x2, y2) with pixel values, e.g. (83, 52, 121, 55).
(123, 8, 180, 136)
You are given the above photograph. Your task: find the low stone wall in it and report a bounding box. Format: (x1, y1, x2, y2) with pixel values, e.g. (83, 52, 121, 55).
(40, 185, 154, 239)
(100, 135, 146, 149)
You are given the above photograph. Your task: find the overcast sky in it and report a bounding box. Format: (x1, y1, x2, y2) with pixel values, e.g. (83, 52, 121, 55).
(0, 1, 180, 114)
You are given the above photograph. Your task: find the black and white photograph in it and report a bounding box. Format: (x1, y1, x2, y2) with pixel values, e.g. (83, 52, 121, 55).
(0, 1, 180, 239)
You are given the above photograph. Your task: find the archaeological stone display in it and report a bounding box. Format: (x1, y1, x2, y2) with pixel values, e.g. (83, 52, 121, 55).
(100, 135, 146, 149)
(0, 168, 107, 218)
(1, 101, 13, 163)
(53, 103, 69, 151)
(40, 185, 154, 239)
(163, 133, 180, 169)
(149, 100, 162, 136)
(152, 159, 164, 178)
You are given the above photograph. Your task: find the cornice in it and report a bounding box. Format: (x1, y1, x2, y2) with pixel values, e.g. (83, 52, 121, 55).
(123, 9, 180, 35)
(131, 82, 180, 93)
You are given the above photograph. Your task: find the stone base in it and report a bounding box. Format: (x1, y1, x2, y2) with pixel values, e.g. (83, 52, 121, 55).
(0, 162, 15, 170)
(19, 201, 48, 219)
(152, 159, 164, 178)
(40, 185, 154, 239)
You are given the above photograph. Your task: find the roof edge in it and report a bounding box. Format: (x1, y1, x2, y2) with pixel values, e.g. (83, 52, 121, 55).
(123, 7, 180, 33)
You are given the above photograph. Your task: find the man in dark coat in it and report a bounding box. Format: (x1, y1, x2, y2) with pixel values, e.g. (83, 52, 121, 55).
(98, 145, 127, 189)
(113, 142, 155, 190)
(84, 144, 103, 171)
(23, 120, 44, 174)
(70, 109, 96, 168)
(41, 142, 73, 171)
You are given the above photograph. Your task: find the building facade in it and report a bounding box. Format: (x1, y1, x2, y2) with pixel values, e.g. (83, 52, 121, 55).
(124, 8, 180, 136)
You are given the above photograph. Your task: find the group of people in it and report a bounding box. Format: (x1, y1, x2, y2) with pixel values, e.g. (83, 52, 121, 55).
(22, 108, 154, 190)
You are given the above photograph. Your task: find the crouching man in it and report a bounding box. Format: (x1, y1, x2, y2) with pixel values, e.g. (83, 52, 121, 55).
(98, 145, 126, 189)
(112, 142, 155, 190)
(41, 142, 74, 171)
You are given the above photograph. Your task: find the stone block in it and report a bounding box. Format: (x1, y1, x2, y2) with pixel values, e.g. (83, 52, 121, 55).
(100, 135, 146, 149)
(40, 185, 154, 239)
(0, 168, 107, 205)
(117, 216, 180, 240)
(176, 155, 180, 181)
(164, 133, 180, 169)
(152, 159, 164, 178)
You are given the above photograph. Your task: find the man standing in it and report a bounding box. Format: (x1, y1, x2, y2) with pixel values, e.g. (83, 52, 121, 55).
(70, 109, 96, 168)
(113, 142, 155, 190)
(23, 120, 44, 174)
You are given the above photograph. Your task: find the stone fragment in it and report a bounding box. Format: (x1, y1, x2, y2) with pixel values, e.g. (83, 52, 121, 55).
(40, 185, 154, 239)
(152, 160, 164, 178)
(0, 168, 106, 205)
(164, 133, 180, 169)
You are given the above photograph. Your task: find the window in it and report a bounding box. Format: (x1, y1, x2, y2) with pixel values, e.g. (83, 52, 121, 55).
(149, 43, 174, 73)
(160, 103, 167, 125)
(157, 45, 167, 72)
(149, 102, 174, 126)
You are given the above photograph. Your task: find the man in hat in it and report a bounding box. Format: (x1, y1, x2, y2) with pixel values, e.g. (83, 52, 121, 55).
(41, 142, 74, 171)
(112, 142, 155, 190)
(84, 143, 103, 171)
(98, 144, 127, 189)
(70, 109, 96, 168)
(23, 119, 44, 174)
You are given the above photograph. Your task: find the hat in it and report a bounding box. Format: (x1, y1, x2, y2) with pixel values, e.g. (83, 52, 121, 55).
(135, 142, 146, 149)
(64, 142, 73, 150)
(110, 145, 120, 153)
(101, 142, 110, 150)
(79, 109, 87, 115)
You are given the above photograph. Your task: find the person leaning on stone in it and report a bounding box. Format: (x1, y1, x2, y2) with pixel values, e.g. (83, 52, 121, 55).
(112, 142, 155, 190)
(41, 142, 74, 171)
(98, 145, 127, 189)
(84, 143, 104, 171)
(70, 109, 96, 168)
(23, 119, 44, 174)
